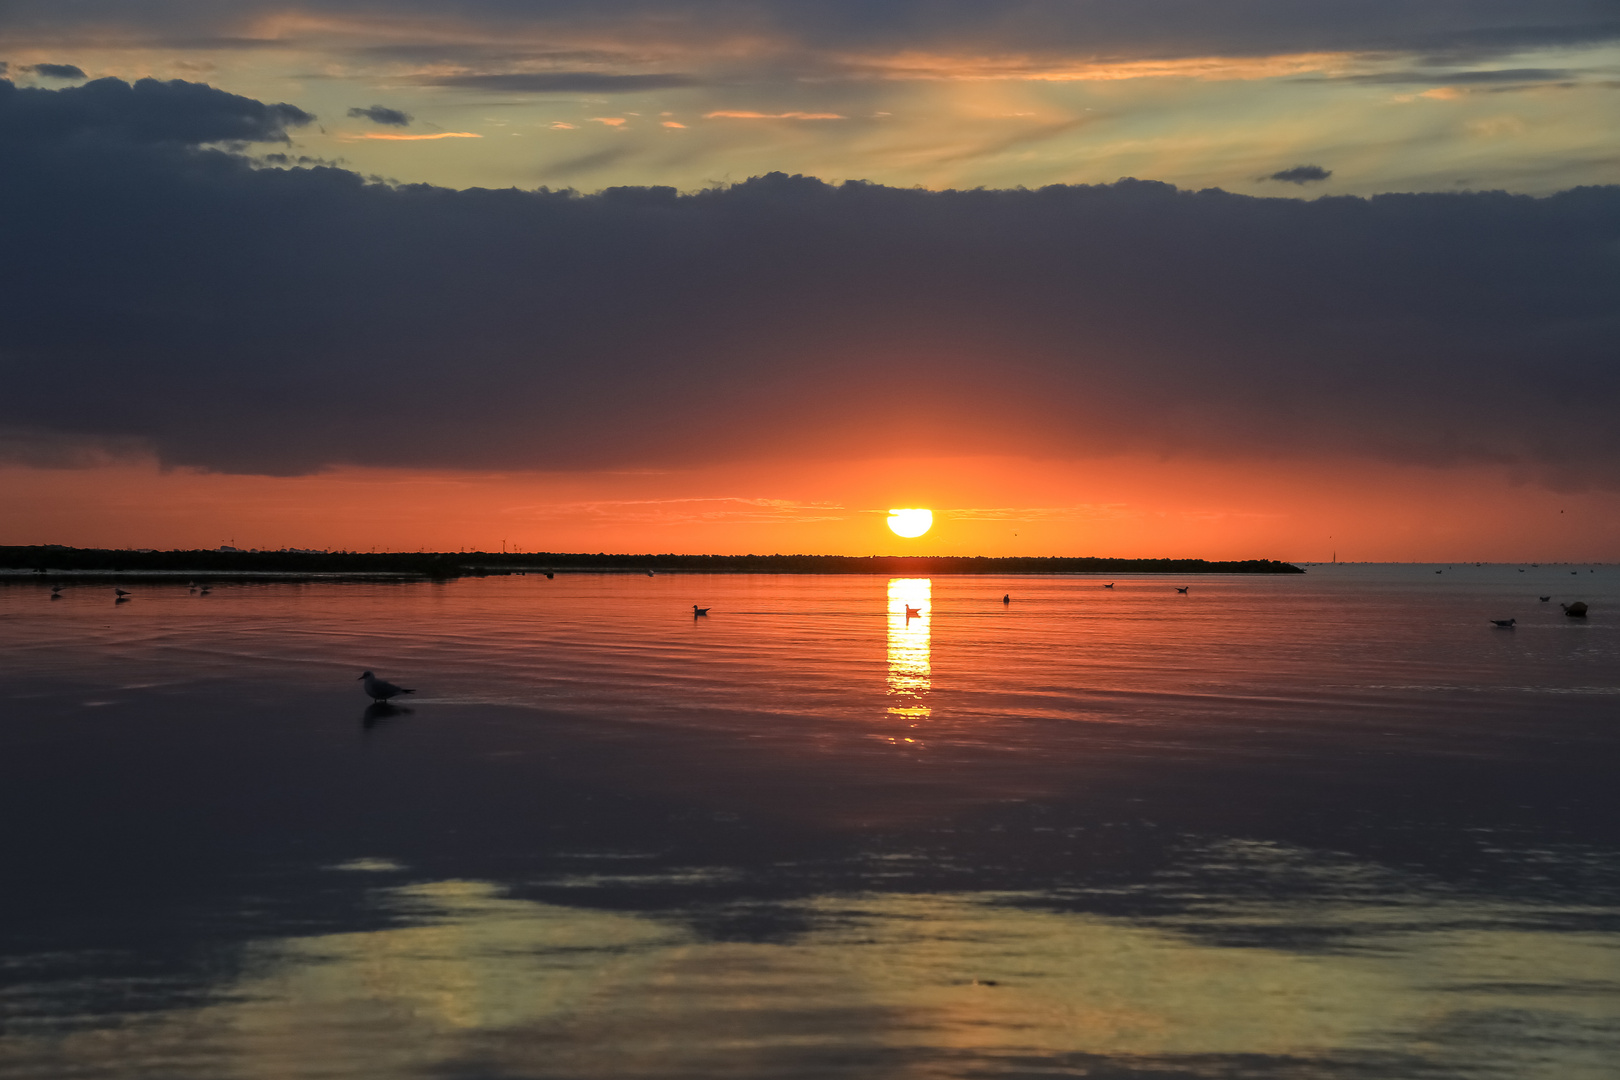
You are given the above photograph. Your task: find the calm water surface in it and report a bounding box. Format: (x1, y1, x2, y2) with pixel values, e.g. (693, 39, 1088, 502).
(2, 566, 1618, 1078)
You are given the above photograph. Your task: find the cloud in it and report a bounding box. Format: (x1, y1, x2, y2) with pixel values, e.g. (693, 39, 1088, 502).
(3, 77, 1619, 491)
(1266, 164, 1332, 184)
(1324, 67, 1582, 90)
(26, 63, 88, 80)
(3, 1, 1616, 68)
(346, 104, 411, 126)
(704, 111, 846, 120)
(417, 73, 698, 94)
(340, 131, 480, 141)
(508, 496, 847, 524)
(0, 76, 311, 147)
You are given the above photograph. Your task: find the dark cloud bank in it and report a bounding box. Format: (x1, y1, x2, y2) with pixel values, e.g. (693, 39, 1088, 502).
(4, 0, 1617, 62)
(2, 77, 1618, 486)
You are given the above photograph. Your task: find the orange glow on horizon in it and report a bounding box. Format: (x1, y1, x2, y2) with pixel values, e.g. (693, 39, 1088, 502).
(2, 454, 1619, 562)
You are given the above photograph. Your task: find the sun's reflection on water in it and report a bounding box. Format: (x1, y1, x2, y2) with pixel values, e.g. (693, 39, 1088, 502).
(887, 578, 931, 720)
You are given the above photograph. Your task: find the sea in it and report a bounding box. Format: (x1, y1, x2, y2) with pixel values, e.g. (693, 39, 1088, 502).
(1, 564, 1617, 1079)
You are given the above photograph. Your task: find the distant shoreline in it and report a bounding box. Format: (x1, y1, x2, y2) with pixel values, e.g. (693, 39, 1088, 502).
(0, 546, 1304, 578)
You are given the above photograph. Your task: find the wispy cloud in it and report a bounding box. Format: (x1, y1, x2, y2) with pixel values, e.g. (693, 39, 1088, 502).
(340, 131, 481, 141)
(507, 497, 847, 525)
(838, 50, 1354, 83)
(704, 110, 847, 120)
(416, 72, 698, 93)
(945, 505, 1136, 521)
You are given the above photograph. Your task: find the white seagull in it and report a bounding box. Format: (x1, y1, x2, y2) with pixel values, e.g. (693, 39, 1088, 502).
(359, 671, 415, 703)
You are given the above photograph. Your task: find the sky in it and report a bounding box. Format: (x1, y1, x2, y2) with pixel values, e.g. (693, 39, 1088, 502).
(2, 2, 1619, 560)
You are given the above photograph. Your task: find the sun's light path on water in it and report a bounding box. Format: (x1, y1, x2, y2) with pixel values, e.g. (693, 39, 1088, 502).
(886, 577, 931, 721)
(887, 508, 933, 538)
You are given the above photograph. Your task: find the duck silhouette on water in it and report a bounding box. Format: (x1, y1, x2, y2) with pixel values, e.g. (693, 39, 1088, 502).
(693, 605, 710, 617)
(1561, 602, 1589, 618)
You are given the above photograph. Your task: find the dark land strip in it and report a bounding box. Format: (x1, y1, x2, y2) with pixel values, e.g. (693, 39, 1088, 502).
(0, 545, 1302, 579)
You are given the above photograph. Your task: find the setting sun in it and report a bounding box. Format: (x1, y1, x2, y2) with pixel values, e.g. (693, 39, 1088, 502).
(887, 508, 933, 538)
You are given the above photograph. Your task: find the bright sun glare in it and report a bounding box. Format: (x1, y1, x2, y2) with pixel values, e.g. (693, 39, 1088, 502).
(887, 508, 933, 538)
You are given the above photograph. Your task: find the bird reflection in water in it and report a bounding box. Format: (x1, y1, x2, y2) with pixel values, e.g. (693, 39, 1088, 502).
(362, 701, 413, 728)
(887, 578, 931, 721)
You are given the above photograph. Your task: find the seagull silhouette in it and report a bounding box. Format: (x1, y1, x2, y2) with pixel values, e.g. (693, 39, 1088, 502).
(1002, 594, 1010, 604)
(1490, 618, 1516, 628)
(693, 605, 709, 616)
(1540, 596, 1551, 602)
(1175, 586, 1189, 594)
(358, 671, 414, 703)
(904, 605, 922, 619)
(1103, 582, 1114, 589)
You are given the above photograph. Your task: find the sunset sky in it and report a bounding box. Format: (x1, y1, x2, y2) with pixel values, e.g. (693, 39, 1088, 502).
(3, 1, 1619, 559)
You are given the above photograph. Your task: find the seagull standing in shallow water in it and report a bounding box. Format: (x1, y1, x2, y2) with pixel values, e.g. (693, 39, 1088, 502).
(359, 671, 415, 703)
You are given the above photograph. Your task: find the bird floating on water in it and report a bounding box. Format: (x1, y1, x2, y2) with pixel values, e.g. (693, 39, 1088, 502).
(1002, 594, 1010, 604)
(544, 571, 554, 579)
(647, 570, 655, 577)
(359, 671, 415, 703)
(693, 605, 709, 616)
(1540, 596, 1551, 602)
(904, 605, 922, 619)
(1490, 618, 1516, 628)
(1103, 582, 1114, 589)
(1175, 586, 1189, 594)
(1561, 602, 1588, 618)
